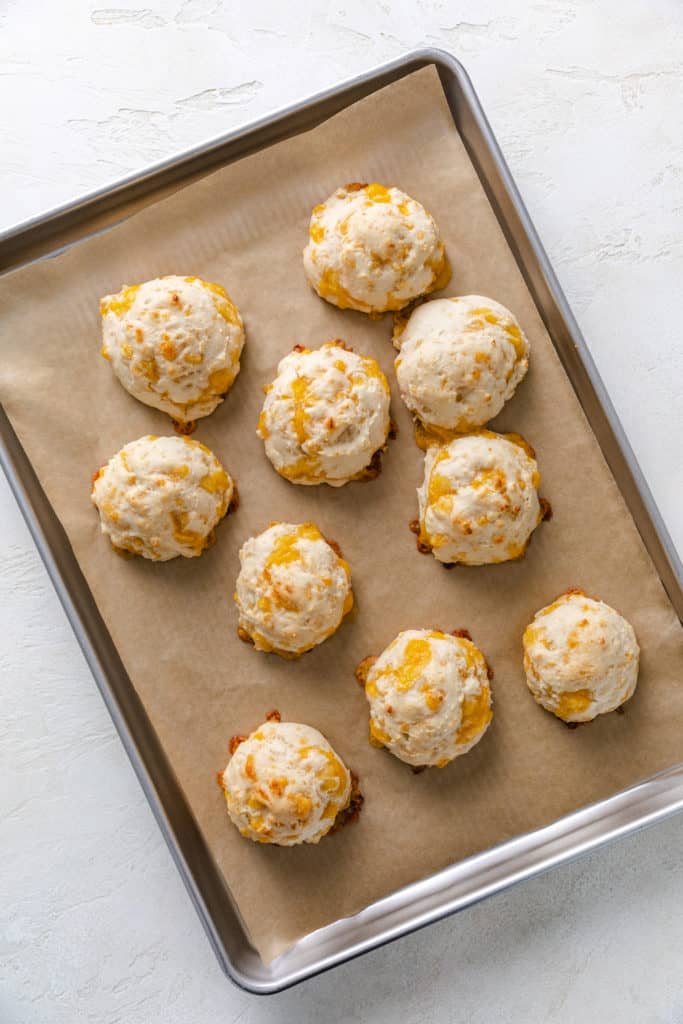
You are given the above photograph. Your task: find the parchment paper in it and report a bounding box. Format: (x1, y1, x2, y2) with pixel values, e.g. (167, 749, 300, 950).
(1, 66, 681, 964)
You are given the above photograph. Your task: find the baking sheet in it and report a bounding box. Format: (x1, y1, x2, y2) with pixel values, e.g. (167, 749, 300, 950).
(1, 65, 681, 964)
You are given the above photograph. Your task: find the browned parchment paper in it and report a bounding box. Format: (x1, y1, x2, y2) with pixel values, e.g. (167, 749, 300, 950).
(1, 66, 681, 964)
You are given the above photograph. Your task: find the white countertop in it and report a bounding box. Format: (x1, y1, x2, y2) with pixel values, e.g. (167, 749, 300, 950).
(1, 2, 682, 1021)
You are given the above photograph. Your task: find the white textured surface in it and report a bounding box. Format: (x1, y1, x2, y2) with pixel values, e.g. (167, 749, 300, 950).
(1, 1, 682, 1020)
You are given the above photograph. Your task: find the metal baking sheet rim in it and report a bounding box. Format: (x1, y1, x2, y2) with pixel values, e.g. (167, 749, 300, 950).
(1, 48, 681, 993)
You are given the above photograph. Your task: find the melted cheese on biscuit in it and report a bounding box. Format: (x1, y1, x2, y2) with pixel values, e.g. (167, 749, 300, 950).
(361, 629, 492, 767)
(258, 341, 391, 486)
(417, 431, 542, 565)
(100, 275, 245, 423)
(91, 434, 233, 560)
(234, 522, 353, 656)
(523, 591, 639, 722)
(394, 295, 529, 433)
(222, 721, 351, 845)
(303, 183, 450, 314)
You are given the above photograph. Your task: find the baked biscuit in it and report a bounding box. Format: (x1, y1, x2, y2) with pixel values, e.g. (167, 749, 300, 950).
(91, 434, 233, 560)
(258, 341, 391, 486)
(523, 590, 639, 723)
(357, 629, 493, 767)
(394, 295, 529, 439)
(415, 431, 546, 565)
(234, 522, 353, 657)
(100, 275, 245, 426)
(222, 716, 353, 845)
(303, 183, 450, 314)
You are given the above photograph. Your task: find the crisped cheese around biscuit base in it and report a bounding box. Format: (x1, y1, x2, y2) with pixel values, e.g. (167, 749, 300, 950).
(234, 522, 353, 657)
(100, 275, 245, 424)
(417, 431, 543, 565)
(222, 720, 351, 845)
(359, 629, 493, 767)
(91, 434, 233, 560)
(258, 341, 391, 486)
(394, 295, 529, 434)
(523, 590, 639, 722)
(303, 183, 450, 314)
